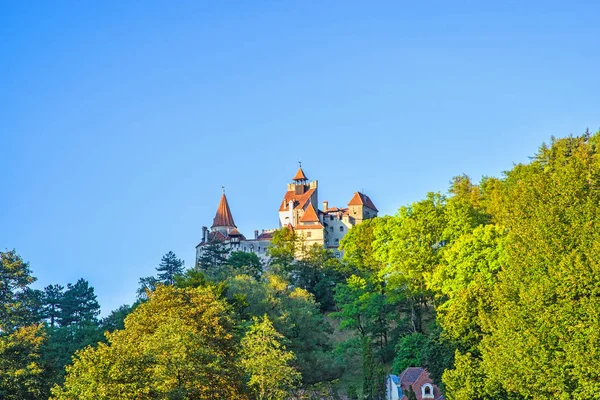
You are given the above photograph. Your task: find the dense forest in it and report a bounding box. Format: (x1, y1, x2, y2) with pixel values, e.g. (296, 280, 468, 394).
(3, 131, 600, 399)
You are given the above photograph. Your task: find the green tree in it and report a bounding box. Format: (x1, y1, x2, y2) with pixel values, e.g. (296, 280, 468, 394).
(57, 279, 100, 326)
(42, 284, 64, 328)
(196, 240, 229, 275)
(477, 132, 600, 399)
(225, 274, 341, 384)
(52, 285, 246, 400)
(0, 250, 41, 332)
(392, 333, 428, 374)
(0, 324, 46, 400)
(228, 251, 263, 280)
(241, 314, 300, 400)
(156, 251, 185, 285)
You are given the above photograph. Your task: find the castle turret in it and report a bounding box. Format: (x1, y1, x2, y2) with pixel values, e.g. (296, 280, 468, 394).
(211, 190, 236, 235)
(347, 192, 378, 224)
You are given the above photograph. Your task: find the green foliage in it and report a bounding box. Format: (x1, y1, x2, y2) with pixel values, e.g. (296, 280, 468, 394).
(0, 324, 46, 400)
(137, 251, 185, 299)
(241, 314, 300, 400)
(0, 250, 41, 332)
(225, 274, 342, 384)
(361, 338, 384, 400)
(42, 284, 64, 328)
(52, 285, 246, 400)
(57, 279, 100, 326)
(196, 240, 229, 274)
(155, 251, 185, 285)
(227, 251, 263, 280)
(392, 333, 428, 374)
(476, 132, 600, 399)
(269, 227, 345, 311)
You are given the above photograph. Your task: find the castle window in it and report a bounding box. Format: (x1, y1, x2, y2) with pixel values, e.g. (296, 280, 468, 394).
(339, 226, 344, 232)
(421, 383, 434, 399)
(330, 226, 334, 232)
(335, 238, 339, 244)
(307, 232, 312, 237)
(330, 216, 334, 221)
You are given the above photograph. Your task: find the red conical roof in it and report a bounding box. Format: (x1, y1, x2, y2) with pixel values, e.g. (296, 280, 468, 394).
(292, 167, 308, 181)
(211, 194, 236, 228)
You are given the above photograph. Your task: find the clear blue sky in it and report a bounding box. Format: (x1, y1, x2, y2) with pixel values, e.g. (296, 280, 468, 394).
(2, 1, 599, 315)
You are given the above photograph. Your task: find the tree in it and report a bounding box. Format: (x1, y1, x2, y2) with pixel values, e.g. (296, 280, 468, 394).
(241, 315, 300, 400)
(52, 285, 246, 400)
(42, 284, 64, 328)
(361, 338, 384, 400)
(225, 274, 341, 384)
(0, 324, 46, 400)
(156, 251, 185, 285)
(227, 251, 263, 280)
(57, 279, 100, 326)
(393, 333, 428, 374)
(0, 250, 41, 332)
(477, 132, 600, 398)
(136, 275, 158, 300)
(196, 240, 229, 275)
(100, 304, 136, 333)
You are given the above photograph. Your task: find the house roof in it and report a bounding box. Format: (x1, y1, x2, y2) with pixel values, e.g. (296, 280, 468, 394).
(347, 192, 378, 212)
(279, 188, 316, 211)
(399, 367, 425, 384)
(292, 167, 308, 181)
(212, 194, 236, 228)
(257, 231, 274, 240)
(300, 203, 320, 223)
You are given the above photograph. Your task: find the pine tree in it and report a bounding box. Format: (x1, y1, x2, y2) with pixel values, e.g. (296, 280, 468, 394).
(42, 284, 64, 328)
(58, 279, 100, 326)
(196, 240, 228, 275)
(155, 251, 184, 285)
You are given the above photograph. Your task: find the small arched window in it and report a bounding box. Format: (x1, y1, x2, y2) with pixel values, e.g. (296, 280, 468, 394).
(339, 226, 344, 232)
(421, 383, 434, 399)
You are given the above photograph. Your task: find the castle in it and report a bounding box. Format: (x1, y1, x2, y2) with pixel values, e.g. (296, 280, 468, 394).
(195, 166, 378, 264)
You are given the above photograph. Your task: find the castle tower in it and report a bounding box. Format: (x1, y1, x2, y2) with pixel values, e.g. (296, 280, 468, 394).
(347, 192, 378, 224)
(279, 165, 318, 227)
(211, 190, 236, 235)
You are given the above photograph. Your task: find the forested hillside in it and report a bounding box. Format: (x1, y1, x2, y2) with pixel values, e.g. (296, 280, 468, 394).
(2, 131, 600, 399)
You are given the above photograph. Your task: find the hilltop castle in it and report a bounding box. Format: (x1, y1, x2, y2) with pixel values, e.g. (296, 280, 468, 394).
(195, 166, 378, 264)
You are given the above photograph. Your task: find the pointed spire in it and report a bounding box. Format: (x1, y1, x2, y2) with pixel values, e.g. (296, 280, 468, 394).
(211, 192, 236, 228)
(292, 162, 308, 181)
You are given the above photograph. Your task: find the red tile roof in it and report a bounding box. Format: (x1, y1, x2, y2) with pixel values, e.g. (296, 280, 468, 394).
(347, 192, 378, 212)
(300, 203, 320, 223)
(292, 167, 308, 181)
(212, 194, 236, 228)
(279, 188, 316, 211)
